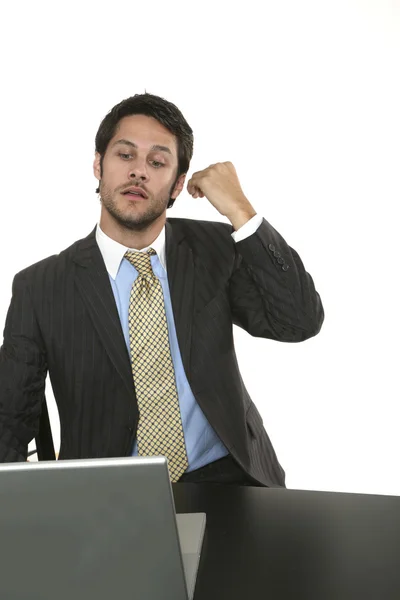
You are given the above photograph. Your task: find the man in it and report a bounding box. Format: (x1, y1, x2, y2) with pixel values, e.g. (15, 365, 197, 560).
(0, 93, 324, 487)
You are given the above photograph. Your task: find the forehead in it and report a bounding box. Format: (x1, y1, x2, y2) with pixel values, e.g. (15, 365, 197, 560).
(111, 114, 178, 155)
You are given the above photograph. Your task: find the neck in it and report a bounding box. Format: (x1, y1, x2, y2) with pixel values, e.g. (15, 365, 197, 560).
(99, 212, 166, 250)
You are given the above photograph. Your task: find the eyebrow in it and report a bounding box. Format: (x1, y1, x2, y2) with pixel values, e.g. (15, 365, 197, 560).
(111, 139, 173, 156)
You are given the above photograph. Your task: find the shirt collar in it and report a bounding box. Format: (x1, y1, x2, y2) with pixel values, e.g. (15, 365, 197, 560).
(95, 223, 167, 280)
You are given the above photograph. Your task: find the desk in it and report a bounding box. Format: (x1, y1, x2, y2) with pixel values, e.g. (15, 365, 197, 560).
(173, 484, 400, 600)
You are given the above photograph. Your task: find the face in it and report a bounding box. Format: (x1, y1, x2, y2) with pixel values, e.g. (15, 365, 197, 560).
(93, 114, 186, 232)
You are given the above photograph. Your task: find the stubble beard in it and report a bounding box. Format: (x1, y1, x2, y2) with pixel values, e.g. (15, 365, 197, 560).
(99, 182, 171, 232)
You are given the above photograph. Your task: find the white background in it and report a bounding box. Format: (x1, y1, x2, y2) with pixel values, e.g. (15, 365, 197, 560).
(0, 1, 399, 495)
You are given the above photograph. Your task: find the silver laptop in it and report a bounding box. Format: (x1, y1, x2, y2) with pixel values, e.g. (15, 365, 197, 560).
(0, 456, 206, 600)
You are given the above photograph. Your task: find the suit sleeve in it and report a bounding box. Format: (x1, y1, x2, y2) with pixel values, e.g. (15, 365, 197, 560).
(0, 271, 47, 461)
(229, 217, 324, 342)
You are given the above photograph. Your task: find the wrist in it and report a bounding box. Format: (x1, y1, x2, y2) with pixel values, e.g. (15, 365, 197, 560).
(228, 208, 257, 231)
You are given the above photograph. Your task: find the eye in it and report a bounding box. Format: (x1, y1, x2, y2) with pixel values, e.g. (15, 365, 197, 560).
(119, 153, 131, 159)
(151, 161, 165, 168)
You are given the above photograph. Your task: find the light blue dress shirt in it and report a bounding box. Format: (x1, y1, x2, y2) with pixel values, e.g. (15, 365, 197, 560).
(95, 214, 263, 472)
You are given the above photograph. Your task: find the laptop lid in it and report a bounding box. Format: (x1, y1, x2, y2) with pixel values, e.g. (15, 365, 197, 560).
(0, 456, 190, 600)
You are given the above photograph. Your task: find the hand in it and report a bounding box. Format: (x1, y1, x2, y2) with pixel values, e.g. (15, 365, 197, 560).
(186, 162, 256, 228)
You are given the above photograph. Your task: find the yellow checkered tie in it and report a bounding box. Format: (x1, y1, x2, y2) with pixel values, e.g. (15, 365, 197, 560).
(124, 248, 189, 483)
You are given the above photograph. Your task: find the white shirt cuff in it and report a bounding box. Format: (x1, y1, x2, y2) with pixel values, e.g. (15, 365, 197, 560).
(231, 214, 263, 242)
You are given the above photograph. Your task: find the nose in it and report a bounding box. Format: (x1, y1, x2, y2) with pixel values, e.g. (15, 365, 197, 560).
(128, 158, 149, 182)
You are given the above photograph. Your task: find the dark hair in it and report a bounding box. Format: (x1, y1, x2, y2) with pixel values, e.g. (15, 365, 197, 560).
(94, 92, 194, 208)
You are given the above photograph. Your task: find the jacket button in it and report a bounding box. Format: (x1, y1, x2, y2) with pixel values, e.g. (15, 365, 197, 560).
(273, 251, 281, 258)
(282, 264, 289, 271)
(268, 243, 275, 252)
(277, 257, 285, 265)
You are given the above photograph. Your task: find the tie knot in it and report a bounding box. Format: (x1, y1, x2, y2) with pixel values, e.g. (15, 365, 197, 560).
(124, 248, 157, 276)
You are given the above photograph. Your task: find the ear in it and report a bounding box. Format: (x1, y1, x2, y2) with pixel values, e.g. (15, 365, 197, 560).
(93, 152, 102, 181)
(171, 173, 187, 199)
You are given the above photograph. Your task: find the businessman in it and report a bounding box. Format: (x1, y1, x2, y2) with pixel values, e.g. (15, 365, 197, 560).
(0, 92, 324, 486)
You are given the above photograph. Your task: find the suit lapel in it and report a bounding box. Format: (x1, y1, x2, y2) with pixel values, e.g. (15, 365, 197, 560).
(165, 220, 194, 388)
(72, 221, 195, 398)
(73, 227, 134, 399)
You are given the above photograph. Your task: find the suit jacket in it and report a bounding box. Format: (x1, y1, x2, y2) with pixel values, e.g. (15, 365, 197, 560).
(0, 217, 324, 487)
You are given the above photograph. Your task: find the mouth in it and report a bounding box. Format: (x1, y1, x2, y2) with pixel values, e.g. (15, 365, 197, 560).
(121, 186, 148, 200)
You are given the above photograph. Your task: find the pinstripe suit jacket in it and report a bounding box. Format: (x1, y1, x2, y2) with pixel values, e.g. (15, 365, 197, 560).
(0, 217, 324, 487)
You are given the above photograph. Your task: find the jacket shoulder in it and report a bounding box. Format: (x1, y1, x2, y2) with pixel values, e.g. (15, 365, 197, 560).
(168, 216, 233, 234)
(167, 217, 237, 273)
(12, 229, 95, 284)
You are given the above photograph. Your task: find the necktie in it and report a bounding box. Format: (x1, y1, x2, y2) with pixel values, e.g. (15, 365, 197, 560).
(124, 248, 189, 483)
